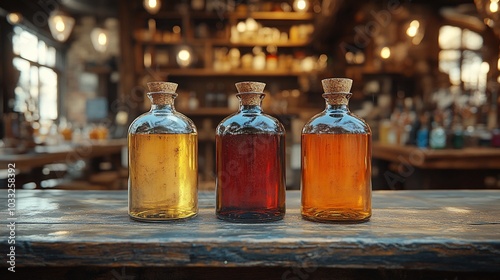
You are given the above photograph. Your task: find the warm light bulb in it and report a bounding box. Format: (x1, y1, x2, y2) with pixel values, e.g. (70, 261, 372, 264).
(176, 47, 193, 68)
(293, 0, 309, 12)
(7, 13, 22, 25)
(148, 0, 157, 8)
(178, 50, 190, 61)
(55, 17, 65, 32)
(490, 0, 499, 13)
(98, 32, 107, 46)
(406, 26, 418, 37)
(380, 47, 391, 59)
(481, 61, 490, 73)
(143, 0, 161, 14)
(406, 20, 420, 38)
(91, 28, 108, 52)
(48, 11, 75, 42)
(497, 57, 500, 70)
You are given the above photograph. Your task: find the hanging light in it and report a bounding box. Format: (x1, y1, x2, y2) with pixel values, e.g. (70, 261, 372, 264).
(7, 13, 23, 25)
(144, 0, 161, 15)
(48, 10, 75, 42)
(91, 27, 109, 53)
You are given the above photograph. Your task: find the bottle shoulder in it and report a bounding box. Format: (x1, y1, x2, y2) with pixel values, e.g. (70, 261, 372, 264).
(129, 111, 197, 134)
(303, 110, 371, 134)
(216, 112, 285, 135)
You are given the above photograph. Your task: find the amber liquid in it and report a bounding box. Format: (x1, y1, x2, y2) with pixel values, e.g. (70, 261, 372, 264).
(128, 133, 198, 221)
(216, 134, 285, 222)
(301, 133, 371, 222)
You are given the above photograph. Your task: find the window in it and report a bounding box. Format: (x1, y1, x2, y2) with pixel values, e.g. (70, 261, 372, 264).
(438, 26, 488, 105)
(12, 26, 59, 120)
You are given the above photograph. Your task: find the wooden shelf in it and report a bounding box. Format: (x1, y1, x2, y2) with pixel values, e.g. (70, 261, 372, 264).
(149, 68, 318, 77)
(232, 11, 314, 20)
(138, 11, 314, 21)
(135, 37, 311, 48)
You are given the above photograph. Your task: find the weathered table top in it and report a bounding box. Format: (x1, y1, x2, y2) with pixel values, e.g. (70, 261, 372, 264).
(3, 190, 500, 272)
(372, 142, 500, 169)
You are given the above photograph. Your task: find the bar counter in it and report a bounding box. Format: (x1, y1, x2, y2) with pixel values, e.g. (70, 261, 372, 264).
(2, 190, 499, 279)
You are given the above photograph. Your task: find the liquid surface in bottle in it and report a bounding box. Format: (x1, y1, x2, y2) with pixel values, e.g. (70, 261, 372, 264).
(129, 133, 197, 221)
(216, 133, 285, 222)
(301, 133, 371, 222)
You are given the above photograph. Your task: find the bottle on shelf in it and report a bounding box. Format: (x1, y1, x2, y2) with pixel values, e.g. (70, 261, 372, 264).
(416, 113, 430, 148)
(301, 78, 372, 223)
(128, 82, 198, 222)
(216, 81, 286, 223)
(429, 120, 446, 149)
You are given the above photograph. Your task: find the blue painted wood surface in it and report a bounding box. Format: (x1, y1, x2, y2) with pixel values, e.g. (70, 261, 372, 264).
(2, 190, 499, 271)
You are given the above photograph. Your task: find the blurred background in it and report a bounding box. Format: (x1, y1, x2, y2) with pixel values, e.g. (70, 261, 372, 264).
(0, 0, 499, 191)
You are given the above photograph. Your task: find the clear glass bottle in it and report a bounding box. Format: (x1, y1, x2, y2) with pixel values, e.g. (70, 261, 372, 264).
(301, 78, 372, 223)
(216, 81, 286, 223)
(128, 82, 198, 221)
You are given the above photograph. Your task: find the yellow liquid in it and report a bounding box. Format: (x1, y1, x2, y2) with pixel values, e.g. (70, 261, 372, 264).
(301, 133, 371, 223)
(128, 133, 198, 221)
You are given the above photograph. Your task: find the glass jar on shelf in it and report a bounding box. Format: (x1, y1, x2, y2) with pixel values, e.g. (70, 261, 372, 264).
(128, 82, 198, 222)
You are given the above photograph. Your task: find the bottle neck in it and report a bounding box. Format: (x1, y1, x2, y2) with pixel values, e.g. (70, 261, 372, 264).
(237, 93, 264, 113)
(325, 103, 349, 111)
(148, 92, 177, 113)
(151, 103, 175, 112)
(323, 93, 351, 112)
(239, 104, 263, 113)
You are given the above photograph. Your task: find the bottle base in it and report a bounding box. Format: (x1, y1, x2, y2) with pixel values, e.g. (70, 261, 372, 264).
(129, 209, 197, 222)
(217, 209, 285, 223)
(301, 208, 371, 223)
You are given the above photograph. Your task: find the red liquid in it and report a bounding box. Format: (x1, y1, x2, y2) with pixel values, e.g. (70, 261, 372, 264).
(216, 133, 285, 222)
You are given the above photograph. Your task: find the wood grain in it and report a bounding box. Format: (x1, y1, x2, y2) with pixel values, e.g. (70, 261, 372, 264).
(1, 190, 499, 272)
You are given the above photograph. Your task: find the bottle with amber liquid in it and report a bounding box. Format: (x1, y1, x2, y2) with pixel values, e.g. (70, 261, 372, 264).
(216, 81, 286, 222)
(128, 82, 198, 221)
(301, 78, 371, 223)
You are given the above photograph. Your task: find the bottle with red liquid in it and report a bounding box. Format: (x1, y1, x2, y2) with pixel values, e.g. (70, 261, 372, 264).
(216, 81, 286, 222)
(301, 78, 372, 223)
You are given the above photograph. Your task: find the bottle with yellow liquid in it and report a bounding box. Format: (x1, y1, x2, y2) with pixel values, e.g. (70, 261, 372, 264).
(301, 78, 371, 223)
(128, 82, 198, 221)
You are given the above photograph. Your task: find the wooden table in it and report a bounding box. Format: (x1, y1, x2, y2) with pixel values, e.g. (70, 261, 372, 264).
(3, 190, 499, 279)
(0, 139, 126, 188)
(372, 142, 500, 189)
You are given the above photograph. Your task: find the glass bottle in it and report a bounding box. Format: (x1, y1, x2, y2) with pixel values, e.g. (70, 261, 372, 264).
(216, 81, 286, 223)
(301, 78, 371, 223)
(128, 82, 198, 221)
(429, 121, 446, 149)
(416, 113, 429, 148)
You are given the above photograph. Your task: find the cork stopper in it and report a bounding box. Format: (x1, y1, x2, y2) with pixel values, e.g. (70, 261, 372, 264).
(235, 81, 265, 106)
(321, 78, 352, 105)
(147, 82, 178, 93)
(235, 81, 266, 93)
(146, 81, 178, 105)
